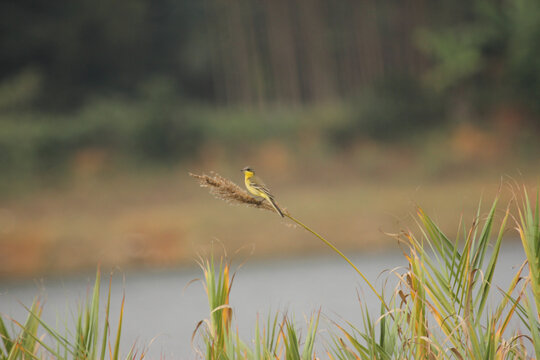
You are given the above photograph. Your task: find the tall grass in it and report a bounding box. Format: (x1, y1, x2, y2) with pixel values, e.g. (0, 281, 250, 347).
(332, 198, 531, 359)
(0, 269, 138, 360)
(193, 254, 321, 360)
(515, 187, 540, 359)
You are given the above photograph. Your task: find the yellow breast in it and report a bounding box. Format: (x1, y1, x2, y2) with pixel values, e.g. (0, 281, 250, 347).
(244, 172, 263, 197)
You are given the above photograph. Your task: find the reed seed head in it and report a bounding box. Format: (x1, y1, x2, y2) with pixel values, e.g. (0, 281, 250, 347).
(190, 172, 287, 215)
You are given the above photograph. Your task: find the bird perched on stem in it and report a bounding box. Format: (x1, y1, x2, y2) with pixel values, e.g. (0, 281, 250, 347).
(240, 167, 284, 217)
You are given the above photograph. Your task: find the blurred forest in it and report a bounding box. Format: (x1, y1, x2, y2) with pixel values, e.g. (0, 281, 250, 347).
(1, 0, 540, 191)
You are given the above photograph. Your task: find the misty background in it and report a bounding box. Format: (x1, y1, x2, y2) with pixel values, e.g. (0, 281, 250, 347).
(1, 0, 539, 278)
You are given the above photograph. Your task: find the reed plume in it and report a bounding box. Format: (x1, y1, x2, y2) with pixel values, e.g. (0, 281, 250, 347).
(190, 172, 288, 216)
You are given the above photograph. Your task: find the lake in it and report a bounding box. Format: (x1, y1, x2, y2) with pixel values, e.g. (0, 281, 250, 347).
(0, 242, 527, 359)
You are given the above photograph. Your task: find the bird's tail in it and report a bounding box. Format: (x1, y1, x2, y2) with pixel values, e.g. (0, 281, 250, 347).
(267, 196, 284, 217)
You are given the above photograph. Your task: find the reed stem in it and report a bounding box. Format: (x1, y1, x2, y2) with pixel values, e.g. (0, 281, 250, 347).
(285, 213, 387, 307)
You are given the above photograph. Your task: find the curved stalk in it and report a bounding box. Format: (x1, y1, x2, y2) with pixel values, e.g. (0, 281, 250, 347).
(285, 213, 387, 308)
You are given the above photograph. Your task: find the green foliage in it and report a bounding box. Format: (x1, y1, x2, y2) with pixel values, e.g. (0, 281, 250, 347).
(331, 75, 445, 145)
(1, 0, 540, 148)
(194, 254, 322, 360)
(332, 194, 540, 359)
(0, 269, 133, 360)
(0, 300, 43, 360)
(418, 0, 540, 119)
(0, 93, 205, 183)
(3, 0, 540, 190)
(331, 299, 401, 359)
(0, 69, 42, 111)
(0, 98, 347, 188)
(515, 188, 540, 359)
(0, 0, 207, 109)
(416, 26, 487, 92)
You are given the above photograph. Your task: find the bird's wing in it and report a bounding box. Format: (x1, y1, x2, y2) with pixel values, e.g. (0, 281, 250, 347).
(248, 176, 274, 198)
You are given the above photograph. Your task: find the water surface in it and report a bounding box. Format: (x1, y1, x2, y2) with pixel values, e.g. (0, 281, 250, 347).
(0, 243, 527, 359)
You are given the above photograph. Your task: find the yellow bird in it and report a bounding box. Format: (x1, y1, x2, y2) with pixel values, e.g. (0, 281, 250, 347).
(241, 166, 284, 217)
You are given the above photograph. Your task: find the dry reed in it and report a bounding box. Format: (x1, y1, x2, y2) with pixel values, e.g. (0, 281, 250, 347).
(189, 172, 288, 216)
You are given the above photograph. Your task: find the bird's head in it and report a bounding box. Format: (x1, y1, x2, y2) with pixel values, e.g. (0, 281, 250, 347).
(241, 166, 255, 176)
